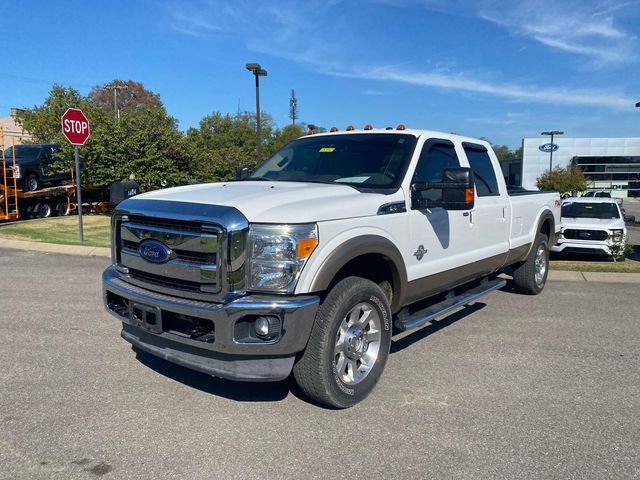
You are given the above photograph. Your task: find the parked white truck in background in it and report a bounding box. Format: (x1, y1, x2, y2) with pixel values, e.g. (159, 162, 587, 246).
(552, 197, 627, 259)
(103, 127, 560, 408)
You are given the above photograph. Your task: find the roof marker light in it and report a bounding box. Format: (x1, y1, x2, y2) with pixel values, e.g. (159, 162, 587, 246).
(346, 125, 355, 131)
(330, 126, 338, 132)
(363, 124, 373, 130)
(396, 124, 406, 130)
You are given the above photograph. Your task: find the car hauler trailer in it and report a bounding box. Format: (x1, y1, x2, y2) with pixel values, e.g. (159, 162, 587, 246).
(1, 135, 113, 221)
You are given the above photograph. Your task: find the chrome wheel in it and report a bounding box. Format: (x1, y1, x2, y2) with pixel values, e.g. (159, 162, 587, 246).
(534, 244, 547, 287)
(333, 302, 381, 385)
(26, 175, 39, 191)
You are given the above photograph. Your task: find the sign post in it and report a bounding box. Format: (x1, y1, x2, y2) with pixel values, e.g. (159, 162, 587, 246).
(61, 108, 90, 241)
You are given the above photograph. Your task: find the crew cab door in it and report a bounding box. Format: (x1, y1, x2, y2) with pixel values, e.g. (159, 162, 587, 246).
(461, 142, 510, 263)
(405, 138, 472, 283)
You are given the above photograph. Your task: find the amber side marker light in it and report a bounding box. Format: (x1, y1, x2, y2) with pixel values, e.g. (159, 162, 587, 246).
(346, 125, 355, 131)
(464, 187, 474, 204)
(297, 238, 319, 258)
(363, 124, 373, 130)
(330, 126, 338, 132)
(396, 124, 406, 130)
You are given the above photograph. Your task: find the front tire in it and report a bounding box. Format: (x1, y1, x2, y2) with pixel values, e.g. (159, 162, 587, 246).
(512, 233, 549, 295)
(293, 277, 392, 408)
(24, 173, 39, 192)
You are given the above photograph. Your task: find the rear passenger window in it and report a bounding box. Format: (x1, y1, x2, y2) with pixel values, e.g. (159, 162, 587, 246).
(463, 144, 500, 197)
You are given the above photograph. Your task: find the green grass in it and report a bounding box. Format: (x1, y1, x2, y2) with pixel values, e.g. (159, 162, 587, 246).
(550, 258, 640, 273)
(0, 215, 111, 247)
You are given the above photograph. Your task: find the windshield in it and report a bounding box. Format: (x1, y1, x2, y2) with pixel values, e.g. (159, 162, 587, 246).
(251, 133, 418, 189)
(3, 145, 41, 159)
(562, 202, 620, 219)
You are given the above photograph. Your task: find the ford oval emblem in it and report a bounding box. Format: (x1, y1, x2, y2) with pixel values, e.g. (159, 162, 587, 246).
(539, 143, 559, 152)
(579, 232, 591, 239)
(139, 239, 172, 264)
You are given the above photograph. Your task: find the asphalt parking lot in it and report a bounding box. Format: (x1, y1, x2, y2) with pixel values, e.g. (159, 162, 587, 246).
(1, 249, 638, 480)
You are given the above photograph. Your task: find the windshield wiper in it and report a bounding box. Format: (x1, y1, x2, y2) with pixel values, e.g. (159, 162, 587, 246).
(241, 176, 273, 181)
(303, 179, 361, 191)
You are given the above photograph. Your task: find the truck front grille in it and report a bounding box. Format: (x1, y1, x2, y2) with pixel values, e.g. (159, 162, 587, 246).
(127, 268, 205, 293)
(563, 229, 608, 241)
(115, 214, 221, 301)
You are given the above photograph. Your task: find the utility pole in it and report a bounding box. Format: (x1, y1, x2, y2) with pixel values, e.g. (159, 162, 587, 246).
(289, 89, 298, 125)
(245, 63, 267, 162)
(112, 84, 124, 122)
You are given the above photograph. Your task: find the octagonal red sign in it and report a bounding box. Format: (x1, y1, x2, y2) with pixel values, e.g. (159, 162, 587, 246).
(61, 108, 90, 145)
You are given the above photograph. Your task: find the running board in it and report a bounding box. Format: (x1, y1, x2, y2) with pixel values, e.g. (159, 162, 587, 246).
(394, 278, 507, 331)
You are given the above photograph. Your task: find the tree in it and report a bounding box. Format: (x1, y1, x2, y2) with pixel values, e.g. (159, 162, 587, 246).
(536, 165, 588, 193)
(16, 85, 90, 176)
(269, 124, 305, 153)
(88, 80, 162, 117)
(513, 145, 523, 159)
(479, 137, 518, 160)
(184, 111, 270, 182)
(17, 85, 85, 145)
(17, 84, 186, 189)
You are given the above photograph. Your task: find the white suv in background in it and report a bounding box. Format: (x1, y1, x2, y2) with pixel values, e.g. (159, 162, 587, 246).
(552, 198, 626, 258)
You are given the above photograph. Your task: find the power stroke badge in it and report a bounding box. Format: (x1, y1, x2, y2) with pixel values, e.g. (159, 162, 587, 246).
(413, 245, 426, 261)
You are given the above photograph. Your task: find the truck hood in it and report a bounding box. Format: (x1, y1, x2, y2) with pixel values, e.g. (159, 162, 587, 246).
(560, 217, 625, 230)
(134, 181, 404, 223)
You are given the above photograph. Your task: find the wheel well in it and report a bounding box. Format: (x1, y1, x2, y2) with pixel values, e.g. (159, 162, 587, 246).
(328, 254, 398, 307)
(540, 217, 552, 239)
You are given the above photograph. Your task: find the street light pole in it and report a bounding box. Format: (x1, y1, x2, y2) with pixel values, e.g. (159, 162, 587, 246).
(541, 130, 564, 172)
(245, 63, 267, 162)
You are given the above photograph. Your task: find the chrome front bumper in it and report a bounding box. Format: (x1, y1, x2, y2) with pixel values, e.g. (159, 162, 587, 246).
(102, 266, 319, 381)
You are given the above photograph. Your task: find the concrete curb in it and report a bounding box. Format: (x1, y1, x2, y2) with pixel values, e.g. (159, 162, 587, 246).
(0, 238, 110, 258)
(548, 270, 640, 283)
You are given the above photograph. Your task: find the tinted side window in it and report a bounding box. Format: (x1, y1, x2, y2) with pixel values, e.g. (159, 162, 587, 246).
(413, 141, 460, 182)
(412, 140, 460, 205)
(463, 145, 499, 197)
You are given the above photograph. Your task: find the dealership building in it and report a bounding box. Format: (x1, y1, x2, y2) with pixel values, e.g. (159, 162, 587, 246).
(517, 137, 640, 197)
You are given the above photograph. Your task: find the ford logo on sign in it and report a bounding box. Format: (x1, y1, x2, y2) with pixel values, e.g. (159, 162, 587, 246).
(139, 239, 172, 264)
(539, 143, 559, 152)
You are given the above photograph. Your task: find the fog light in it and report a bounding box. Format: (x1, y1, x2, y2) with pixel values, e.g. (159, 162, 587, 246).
(255, 317, 271, 337)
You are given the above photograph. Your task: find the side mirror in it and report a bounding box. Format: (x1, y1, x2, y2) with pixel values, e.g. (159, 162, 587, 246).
(235, 167, 250, 180)
(412, 167, 475, 211)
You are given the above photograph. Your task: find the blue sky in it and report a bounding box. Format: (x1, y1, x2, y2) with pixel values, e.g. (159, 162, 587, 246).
(1, 0, 639, 148)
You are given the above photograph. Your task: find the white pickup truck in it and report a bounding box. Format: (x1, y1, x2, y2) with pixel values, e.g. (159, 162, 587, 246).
(551, 197, 626, 258)
(102, 127, 560, 408)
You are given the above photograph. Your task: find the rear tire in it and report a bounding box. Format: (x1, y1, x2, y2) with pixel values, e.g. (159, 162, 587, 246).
(37, 201, 53, 218)
(55, 200, 70, 216)
(512, 233, 549, 295)
(293, 277, 392, 408)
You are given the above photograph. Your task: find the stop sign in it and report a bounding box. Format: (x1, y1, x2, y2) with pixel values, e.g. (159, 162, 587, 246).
(61, 108, 90, 145)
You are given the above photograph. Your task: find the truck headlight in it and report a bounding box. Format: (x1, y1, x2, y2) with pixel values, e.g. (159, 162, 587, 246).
(13, 165, 21, 179)
(247, 223, 318, 293)
(610, 229, 624, 242)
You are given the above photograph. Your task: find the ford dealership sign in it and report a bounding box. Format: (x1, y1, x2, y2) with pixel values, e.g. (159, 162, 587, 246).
(539, 143, 559, 153)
